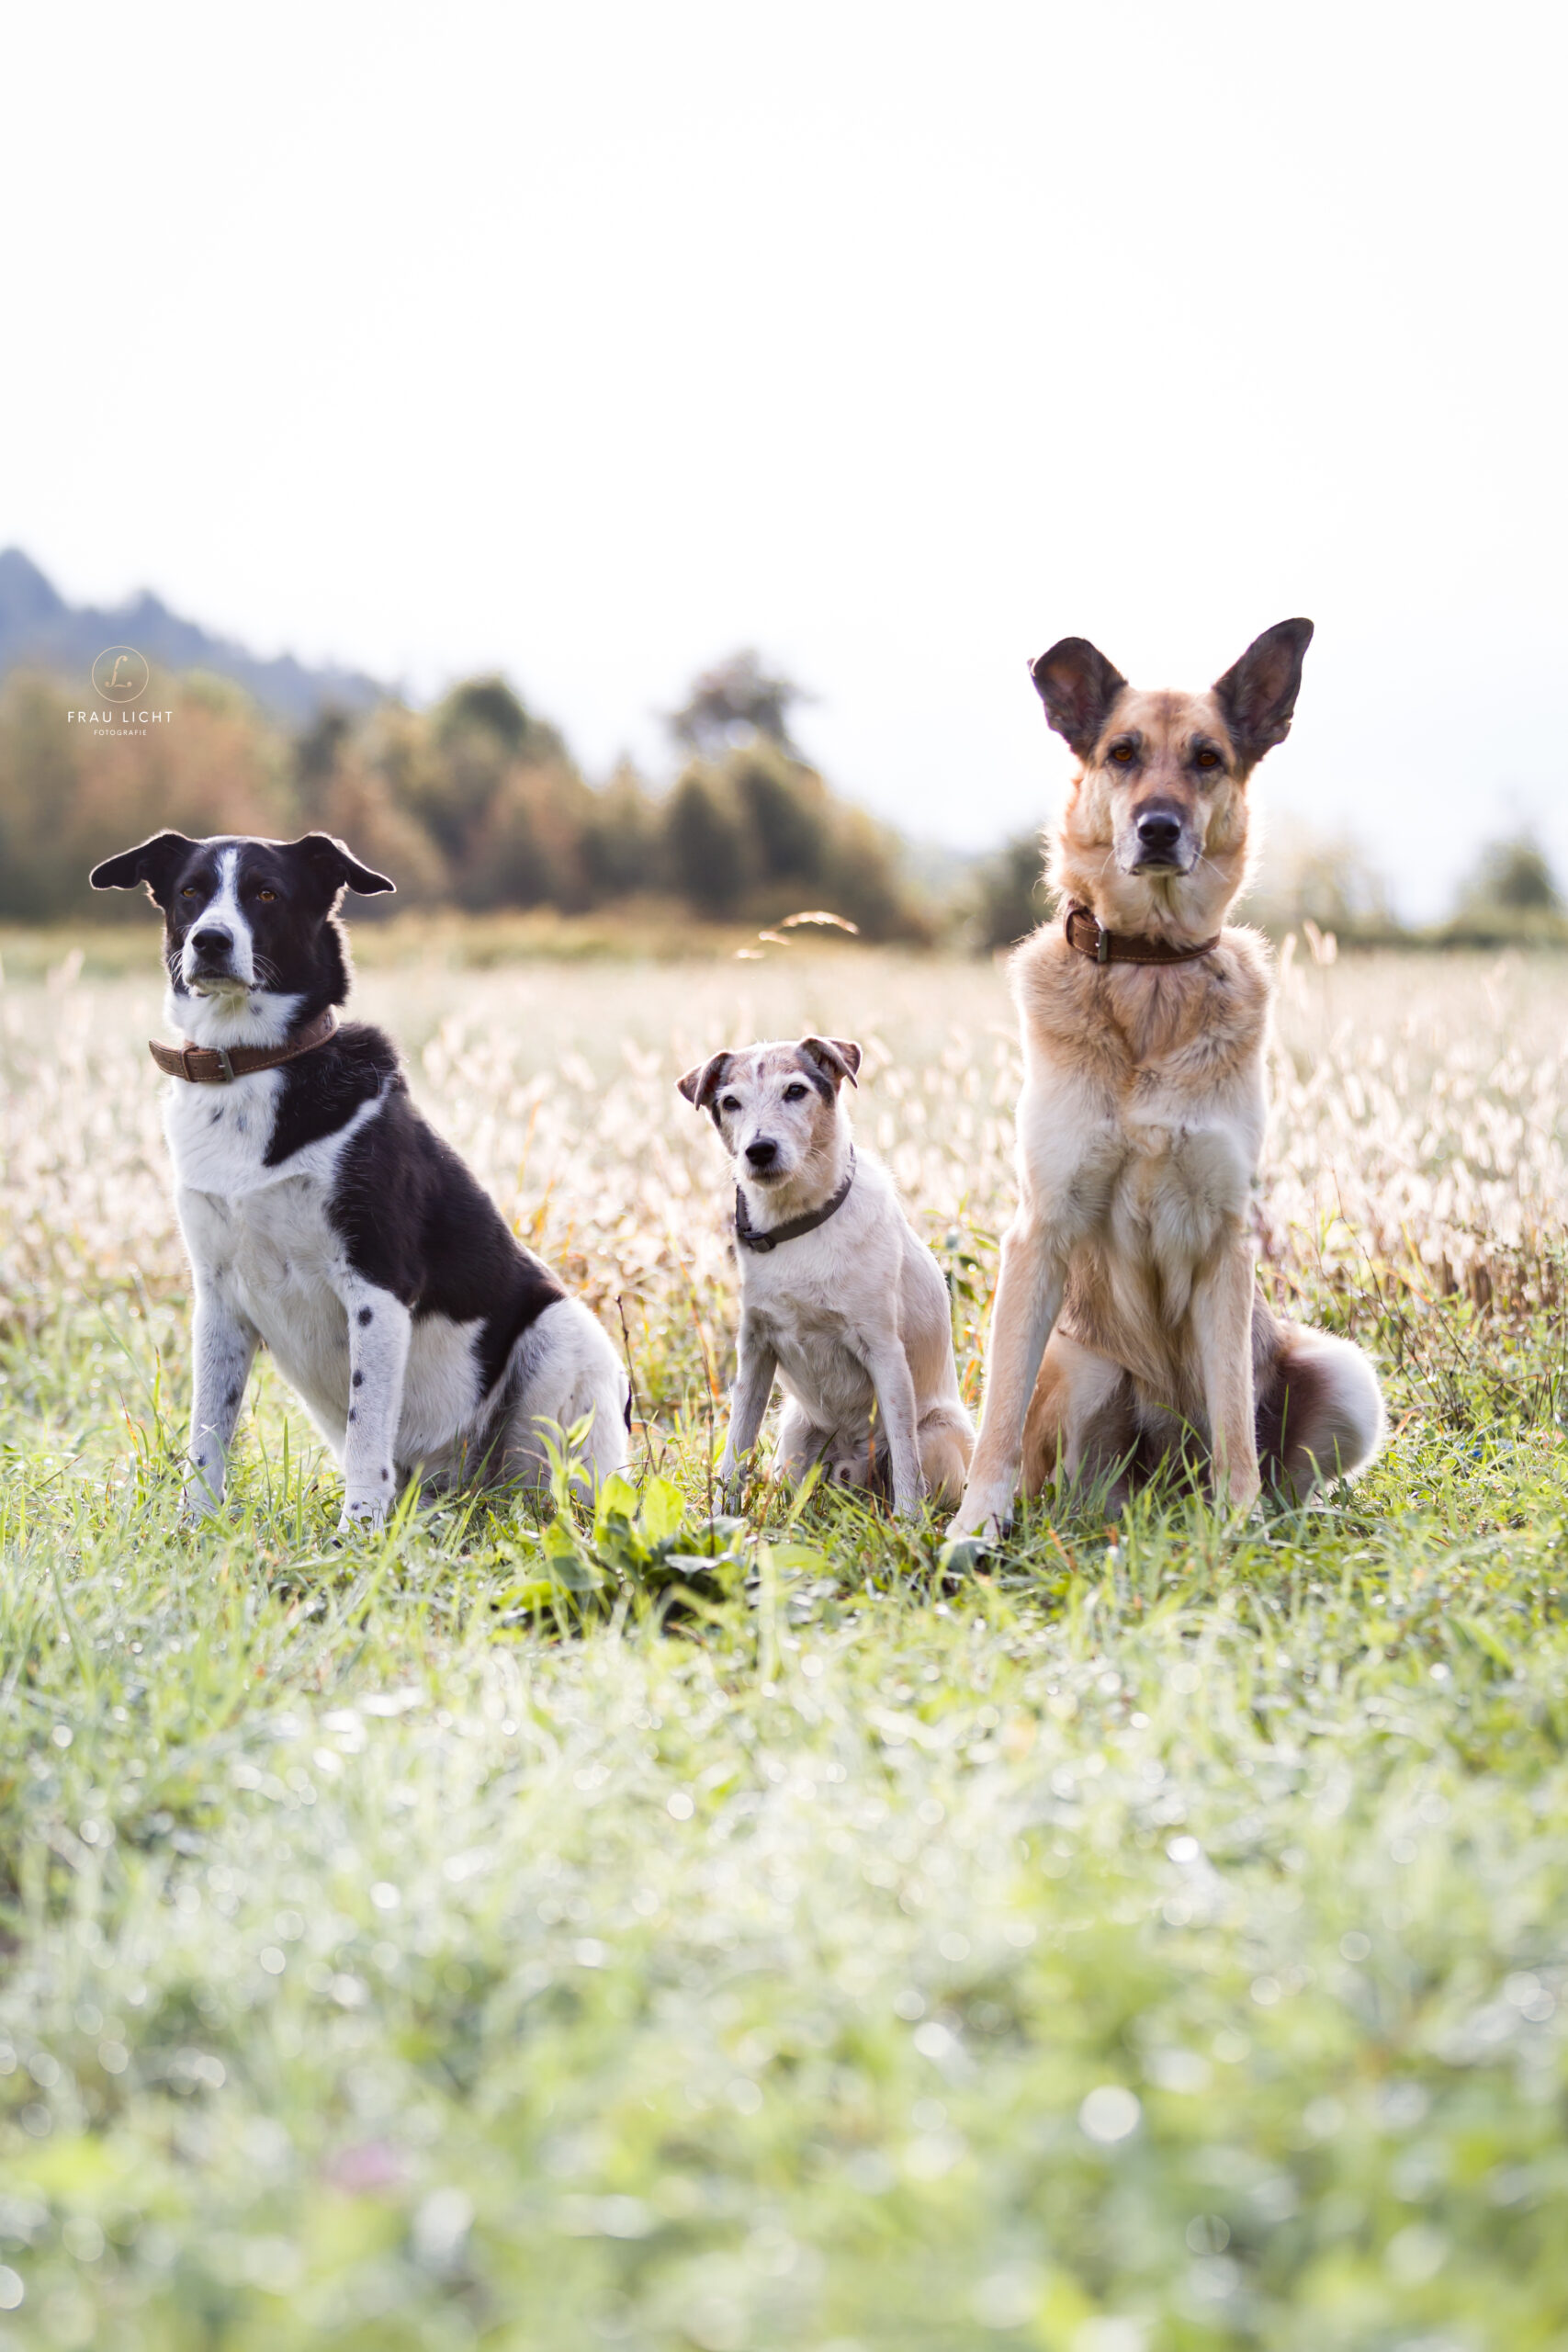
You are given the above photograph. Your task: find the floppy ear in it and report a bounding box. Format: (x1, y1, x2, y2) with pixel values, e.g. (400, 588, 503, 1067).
(799, 1035, 861, 1089)
(676, 1051, 734, 1112)
(1213, 618, 1314, 766)
(1029, 638, 1128, 759)
(89, 831, 197, 905)
(294, 832, 396, 898)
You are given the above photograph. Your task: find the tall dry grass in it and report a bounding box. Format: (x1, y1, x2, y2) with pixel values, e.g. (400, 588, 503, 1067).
(4, 939, 1567, 1396)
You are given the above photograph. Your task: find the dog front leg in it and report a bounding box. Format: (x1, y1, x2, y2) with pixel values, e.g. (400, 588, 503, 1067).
(861, 1335, 925, 1520)
(717, 1315, 777, 1507)
(1192, 1233, 1260, 1513)
(948, 1215, 1067, 1539)
(338, 1283, 412, 1532)
(183, 1288, 259, 1520)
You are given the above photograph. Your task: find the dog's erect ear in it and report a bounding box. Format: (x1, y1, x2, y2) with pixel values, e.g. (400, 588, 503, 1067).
(1029, 638, 1129, 760)
(1213, 619, 1314, 766)
(677, 1051, 734, 1112)
(799, 1035, 861, 1090)
(293, 832, 396, 898)
(89, 831, 197, 904)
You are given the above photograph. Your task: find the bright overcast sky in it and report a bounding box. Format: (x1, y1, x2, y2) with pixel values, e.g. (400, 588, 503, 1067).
(6, 1, 1564, 911)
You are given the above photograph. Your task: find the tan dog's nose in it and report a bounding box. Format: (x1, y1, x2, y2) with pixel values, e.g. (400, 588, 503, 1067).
(1134, 809, 1182, 858)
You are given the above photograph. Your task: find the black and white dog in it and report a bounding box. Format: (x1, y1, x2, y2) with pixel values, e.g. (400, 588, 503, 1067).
(91, 830, 628, 1529)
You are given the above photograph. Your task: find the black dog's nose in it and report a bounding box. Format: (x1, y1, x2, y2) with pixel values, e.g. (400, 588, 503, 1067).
(745, 1139, 778, 1170)
(191, 926, 232, 958)
(1135, 811, 1182, 855)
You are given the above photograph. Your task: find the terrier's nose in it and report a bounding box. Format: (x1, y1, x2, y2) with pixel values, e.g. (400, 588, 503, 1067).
(191, 926, 232, 958)
(1135, 810, 1182, 854)
(745, 1139, 778, 1170)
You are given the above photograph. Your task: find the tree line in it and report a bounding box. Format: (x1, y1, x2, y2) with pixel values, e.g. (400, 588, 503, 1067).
(4, 637, 1561, 954)
(0, 650, 931, 941)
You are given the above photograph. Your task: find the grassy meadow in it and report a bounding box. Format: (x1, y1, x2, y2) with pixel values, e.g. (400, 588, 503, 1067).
(2, 929, 1568, 2350)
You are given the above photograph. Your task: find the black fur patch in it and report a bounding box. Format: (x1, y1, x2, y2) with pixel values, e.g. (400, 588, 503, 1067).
(268, 1025, 569, 1396)
(328, 1073, 566, 1395)
(264, 1022, 400, 1166)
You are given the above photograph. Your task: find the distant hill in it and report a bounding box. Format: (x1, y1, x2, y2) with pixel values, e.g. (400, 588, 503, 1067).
(0, 548, 389, 724)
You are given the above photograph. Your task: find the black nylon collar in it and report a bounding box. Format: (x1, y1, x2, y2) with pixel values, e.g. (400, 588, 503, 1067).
(735, 1152, 856, 1254)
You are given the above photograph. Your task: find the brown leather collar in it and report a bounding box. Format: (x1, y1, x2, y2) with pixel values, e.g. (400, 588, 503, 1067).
(150, 1006, 339, 1084)
(1064, 903, 1222, 967)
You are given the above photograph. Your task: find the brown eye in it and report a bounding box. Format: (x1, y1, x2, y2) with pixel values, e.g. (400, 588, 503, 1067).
(257, 888, 276, 901)
(1195, 748, 1221, 770)
(784, 1082, 808, 1102)
(1109, 742, 1135, 765)
(181, 885, 198, 897)
(720, 1095, 740, 1113)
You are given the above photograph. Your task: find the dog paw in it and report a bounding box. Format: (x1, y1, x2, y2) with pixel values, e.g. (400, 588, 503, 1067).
(1219, 1471, 1262, 1521)
(336, 1500, 388, 1536)
(945, 1489, 1013, 1543)
(945, 1515, 1003, 1545)
(179, 1482, 223, 1525)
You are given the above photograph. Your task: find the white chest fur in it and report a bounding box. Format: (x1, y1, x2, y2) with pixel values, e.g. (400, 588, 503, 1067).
(164, 1067, 288, 1196)
(1020, 1053, 1265, 1271)
(735, 1155, 932, 1434)
(169, 1076, 494, 1477)
(170, 1080, 390, 1436)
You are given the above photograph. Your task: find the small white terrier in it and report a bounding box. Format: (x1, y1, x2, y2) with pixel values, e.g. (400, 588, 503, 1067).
(677, 1035, 974, 1518)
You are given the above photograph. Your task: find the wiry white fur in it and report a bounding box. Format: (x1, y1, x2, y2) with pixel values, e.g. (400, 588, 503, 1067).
(697, 1046, 973, 1520)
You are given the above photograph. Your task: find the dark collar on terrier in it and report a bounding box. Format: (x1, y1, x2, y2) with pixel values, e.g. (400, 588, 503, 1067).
(735, 1152, 856, 1254)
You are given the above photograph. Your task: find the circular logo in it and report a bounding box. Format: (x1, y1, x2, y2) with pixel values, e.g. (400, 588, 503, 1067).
(92, 646, 150, 704)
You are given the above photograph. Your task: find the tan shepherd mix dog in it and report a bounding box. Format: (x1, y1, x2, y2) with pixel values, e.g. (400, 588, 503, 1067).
(949, 618, 1384, 1540)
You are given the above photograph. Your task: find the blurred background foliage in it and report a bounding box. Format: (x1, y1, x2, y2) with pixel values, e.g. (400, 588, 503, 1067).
(4, 639, 1566, 956)
(0, 651, 934, 944)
